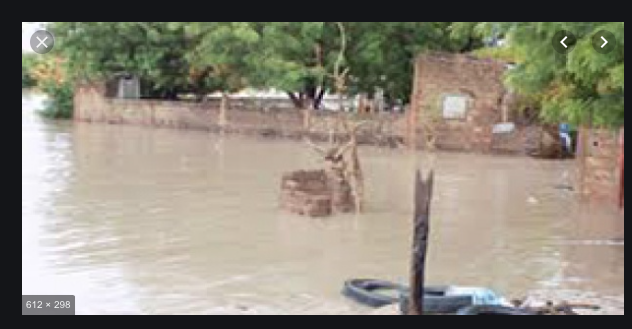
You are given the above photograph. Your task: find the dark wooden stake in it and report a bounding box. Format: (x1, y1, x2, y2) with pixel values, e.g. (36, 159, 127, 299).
(408, 168, 434, 315)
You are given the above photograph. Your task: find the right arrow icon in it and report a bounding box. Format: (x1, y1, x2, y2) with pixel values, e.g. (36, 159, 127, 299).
(592, 30, 616, 54)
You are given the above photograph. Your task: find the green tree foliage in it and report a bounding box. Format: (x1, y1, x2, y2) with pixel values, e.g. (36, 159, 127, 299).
(49, 22, 482, 108)
(22, 53, 37, 88)
(249, 22, 329, 107)
(471, 22, 624, 128)
(38, 80, 73, 119)
(175, 22, 260, 94)
(245, 22, 480, 107)
(29, 55, 74, 119)
(50, 22, 206, 99)
(29, 22, 624, 124)
(345, 22, 478, 104)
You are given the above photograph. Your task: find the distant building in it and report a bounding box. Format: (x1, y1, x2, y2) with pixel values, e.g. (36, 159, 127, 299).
(105, 73, 140, 99)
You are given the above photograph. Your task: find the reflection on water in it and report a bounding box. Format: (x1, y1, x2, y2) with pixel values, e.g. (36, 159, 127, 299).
(22, 92, 624, 314)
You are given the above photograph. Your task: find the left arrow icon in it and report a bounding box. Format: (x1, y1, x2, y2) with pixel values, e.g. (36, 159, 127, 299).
(560, 36, 568, 48)
(552, 30, 576, 54)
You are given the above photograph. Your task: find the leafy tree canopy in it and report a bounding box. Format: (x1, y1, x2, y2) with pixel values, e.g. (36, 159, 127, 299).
(461, 22, 624, 128)
(50, 22, 483, 106)
(52, 21, 626, 128)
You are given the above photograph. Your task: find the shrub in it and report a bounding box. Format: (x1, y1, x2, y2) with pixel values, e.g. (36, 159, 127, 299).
(38, 81, 73, 119)
(29, 56, 74, 119)
(22, 54, 37, 88)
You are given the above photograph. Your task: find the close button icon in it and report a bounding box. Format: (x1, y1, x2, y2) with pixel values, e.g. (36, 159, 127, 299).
(29, 30, 55, 54)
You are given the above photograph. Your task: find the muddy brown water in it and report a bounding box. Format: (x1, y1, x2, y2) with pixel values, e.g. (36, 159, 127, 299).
(22, 92, 624, 315)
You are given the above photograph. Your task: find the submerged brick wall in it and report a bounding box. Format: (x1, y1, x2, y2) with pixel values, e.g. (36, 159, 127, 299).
(76, 74, 533, 155)
(74, 83, 407, 145)
(409, 53, 529, 154)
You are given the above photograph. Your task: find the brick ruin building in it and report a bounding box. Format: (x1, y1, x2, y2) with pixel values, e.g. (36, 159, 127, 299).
(407, 52, 623, 209)
(406, 52, 557, 155)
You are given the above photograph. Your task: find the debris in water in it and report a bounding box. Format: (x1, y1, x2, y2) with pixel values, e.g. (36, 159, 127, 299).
(512, 297, 601, 315)
(554, 184, 574, 191)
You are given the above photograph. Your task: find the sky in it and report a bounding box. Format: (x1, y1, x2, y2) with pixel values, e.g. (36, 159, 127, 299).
(22, 22, 46, 53)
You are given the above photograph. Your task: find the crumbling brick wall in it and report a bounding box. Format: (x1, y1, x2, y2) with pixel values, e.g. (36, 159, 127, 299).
(74, 83, 407, 145)
(279, 169, 355, 217)
(410, 52, 528, 153)
(578, 128, 624, 207)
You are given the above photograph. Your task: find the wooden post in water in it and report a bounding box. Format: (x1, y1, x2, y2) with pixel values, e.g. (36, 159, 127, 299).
(219, 92, 229, 131)
(408, 168, 434, 315)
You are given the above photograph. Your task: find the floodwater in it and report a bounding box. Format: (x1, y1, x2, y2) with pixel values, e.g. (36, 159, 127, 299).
(22, 92, 624, 315)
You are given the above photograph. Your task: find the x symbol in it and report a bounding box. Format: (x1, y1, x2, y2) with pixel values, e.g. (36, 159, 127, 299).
(46, 302, 51, 307)
(36, 36, 48, 48)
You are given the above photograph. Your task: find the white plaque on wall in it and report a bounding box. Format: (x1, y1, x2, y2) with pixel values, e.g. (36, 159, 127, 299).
(442, 95, 468, 119)
(493, 122, 516, 134)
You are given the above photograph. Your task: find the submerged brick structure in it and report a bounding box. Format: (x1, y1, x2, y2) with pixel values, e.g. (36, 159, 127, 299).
(279, 169, 354, 217)
(73, 83, 407, 147)
(74, 77, 540, 155)
(408, 52, 531, 154)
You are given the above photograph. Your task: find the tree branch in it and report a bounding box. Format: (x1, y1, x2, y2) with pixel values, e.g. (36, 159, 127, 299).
(333, 22, 347, 81)
(287, 91, 304, 108)
(334, 140, 355, 159)
(304, 137, 327, 156)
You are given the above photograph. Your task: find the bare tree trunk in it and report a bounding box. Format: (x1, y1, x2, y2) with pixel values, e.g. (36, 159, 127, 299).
(305, 117, 368, 215)
(332, 22, 349, 113)
(315, 88, 326, 110)
(349, 136, 364, 213)
(288, 92, 305, 109)
(358, 94, 366, 114)
(339, 93, 344, 112)
(408, 169, 434, 315)
(303, 109, 311, 132)
(219, 92, 229, 130)
(328, 116, 336, 144)
(408, 57, 421, 150)
(339, 120, 368, 214)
